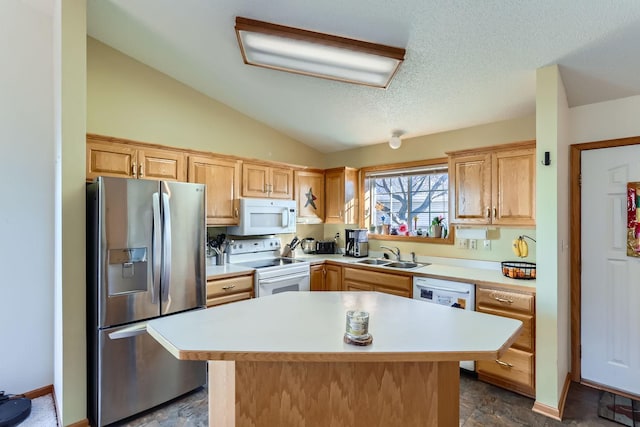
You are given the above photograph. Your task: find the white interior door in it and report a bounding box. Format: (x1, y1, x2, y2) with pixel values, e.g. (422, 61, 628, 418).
(581, 146, 640, 396)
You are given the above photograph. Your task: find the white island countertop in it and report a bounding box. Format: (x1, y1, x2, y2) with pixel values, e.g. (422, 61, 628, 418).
(148, 291, 522, 363)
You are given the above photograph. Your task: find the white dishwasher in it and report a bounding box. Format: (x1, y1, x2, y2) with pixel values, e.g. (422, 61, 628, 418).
(413, 276, 476, 371)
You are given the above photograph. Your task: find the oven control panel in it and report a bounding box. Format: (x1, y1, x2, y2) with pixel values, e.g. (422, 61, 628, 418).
(228, 237, 281, 255)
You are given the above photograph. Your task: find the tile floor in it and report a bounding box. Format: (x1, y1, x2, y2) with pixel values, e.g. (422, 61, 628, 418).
(113, 372, 619, 426)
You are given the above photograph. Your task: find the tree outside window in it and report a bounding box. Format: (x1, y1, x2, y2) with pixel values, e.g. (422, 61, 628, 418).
(364, 166, 448, 236)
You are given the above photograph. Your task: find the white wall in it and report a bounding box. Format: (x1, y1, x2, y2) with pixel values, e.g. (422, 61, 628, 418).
(0, 1, 55, 393)
(571, 95, 640, 143)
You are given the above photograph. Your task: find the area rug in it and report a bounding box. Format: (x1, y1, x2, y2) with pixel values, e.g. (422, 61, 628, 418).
(17, 394, 58, 427)
(599, 391, 640, 426)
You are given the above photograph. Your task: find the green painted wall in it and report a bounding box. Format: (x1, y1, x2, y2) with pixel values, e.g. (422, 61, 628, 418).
(87, 37, 324, 168)
(534, 65, 571, 412)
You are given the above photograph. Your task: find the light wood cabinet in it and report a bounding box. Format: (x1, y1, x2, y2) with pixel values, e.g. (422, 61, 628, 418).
(294, 170, 325, 224)
(310, 263, 343, 291)
(310, 264, 325, 291)
(206, 273, 253, 307)
(342, 266, 411, 298)
(325, 167, 358, 224)
(242, 162, 293, 199)
(475, 285, 536, 397)
(188, 155, 241, 226)
(448, 141, 535, 226)
(87, 137, 186, 182)
(325, 264, 343, 291)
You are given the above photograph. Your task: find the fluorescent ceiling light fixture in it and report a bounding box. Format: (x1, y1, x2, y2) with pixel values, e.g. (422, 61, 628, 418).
(235, 17, 406, 88)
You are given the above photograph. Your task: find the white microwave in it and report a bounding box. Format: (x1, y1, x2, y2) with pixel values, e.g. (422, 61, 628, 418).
(227, 198, 297, 236)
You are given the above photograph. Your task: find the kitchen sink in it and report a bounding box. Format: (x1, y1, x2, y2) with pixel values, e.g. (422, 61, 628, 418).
(355, 258, 391, 265)
(384, 261, 427, 269)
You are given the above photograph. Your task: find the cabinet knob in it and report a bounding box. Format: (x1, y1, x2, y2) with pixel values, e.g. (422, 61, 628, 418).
(132, 163, 137, 177)
(222, 285, 236, 290)
(139, 164, 144, 178)
(234, 208, 239, 218)
(493, 296, 513, 304)
(486, 207, 490, 218)
(493, 206, 497, 218)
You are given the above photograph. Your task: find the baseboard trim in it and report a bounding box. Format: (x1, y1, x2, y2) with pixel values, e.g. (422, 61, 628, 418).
(532, 400, 561, 421)
(67, 419, 90, 427)
(23, 384, 53, 399)
(557, 373, 572, 420)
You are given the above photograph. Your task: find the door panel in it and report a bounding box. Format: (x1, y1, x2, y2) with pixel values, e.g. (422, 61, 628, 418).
(162, 181, 205, 315)
(581, 147, 640, 395)
(99, 178, 159, 327)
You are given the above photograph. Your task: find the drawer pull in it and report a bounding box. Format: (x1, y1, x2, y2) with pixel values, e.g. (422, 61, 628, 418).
(222, 285, 236, 290)
(495, 359, 514, 368)
(494, 296, 514, 304)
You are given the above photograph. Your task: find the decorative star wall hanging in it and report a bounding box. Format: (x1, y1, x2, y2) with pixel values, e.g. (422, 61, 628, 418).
(304, 187, 317, 210)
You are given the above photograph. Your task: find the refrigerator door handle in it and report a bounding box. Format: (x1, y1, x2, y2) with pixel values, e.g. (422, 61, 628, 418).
(152, 192, 162, 304)
(108, 323, 147, 340)
(161, 187, 172, 304)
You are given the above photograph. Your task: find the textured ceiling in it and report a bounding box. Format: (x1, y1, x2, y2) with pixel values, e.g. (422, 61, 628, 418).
(87, 0, 640, 153)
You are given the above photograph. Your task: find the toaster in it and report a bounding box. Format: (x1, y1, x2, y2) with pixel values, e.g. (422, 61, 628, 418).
(315, 240, 336, 254)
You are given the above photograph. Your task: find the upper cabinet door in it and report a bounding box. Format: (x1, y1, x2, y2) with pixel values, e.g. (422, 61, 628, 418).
(449, 141, 535, 226)
(86, 135, 187, 183)
(188, 155, 240, 226)
(87, 140, 137, 181)
(137, 148, 186, 182)
(269, 167, 293, 199)
(242, 163, 270, 197)
(492, 147, 536, 226)
(295, 170, 325, 223)
(241, 162, 293, 199)
(449, 153, 492, 224)
(325, 167, 358, 224)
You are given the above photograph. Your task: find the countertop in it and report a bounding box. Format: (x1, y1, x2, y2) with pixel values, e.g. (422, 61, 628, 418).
(147, 291, 523, 362)
(206, 253, 536, 292)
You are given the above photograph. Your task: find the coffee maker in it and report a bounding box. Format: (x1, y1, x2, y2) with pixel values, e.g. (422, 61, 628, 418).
(345, 228, 369, 257)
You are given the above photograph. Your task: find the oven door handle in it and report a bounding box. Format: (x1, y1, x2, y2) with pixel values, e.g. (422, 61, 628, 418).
(415, 284, 470, 295)
(260, 273, 310, 285)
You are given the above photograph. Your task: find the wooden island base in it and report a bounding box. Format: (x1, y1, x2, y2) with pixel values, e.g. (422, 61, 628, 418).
(209, 360, 460, 427)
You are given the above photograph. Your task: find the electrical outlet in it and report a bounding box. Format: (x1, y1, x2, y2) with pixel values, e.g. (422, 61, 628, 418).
(469, 239, 477, 250)
(457, 238, 468, 249)
(483, 240, 491, 250)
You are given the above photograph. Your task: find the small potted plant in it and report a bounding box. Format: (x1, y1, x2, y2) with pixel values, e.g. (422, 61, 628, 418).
(431, 215, 446, 238)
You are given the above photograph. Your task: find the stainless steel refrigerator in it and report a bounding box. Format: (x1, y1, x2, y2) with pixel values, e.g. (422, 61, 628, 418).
(87, 177, 207, 427)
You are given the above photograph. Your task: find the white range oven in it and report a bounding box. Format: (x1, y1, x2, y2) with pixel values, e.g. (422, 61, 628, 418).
(227, 237, 310, 297)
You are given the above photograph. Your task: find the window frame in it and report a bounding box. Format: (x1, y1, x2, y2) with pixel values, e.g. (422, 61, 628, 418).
(359, 157, 454, 245)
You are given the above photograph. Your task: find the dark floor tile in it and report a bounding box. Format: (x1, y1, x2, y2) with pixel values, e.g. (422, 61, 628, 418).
(117, 375, 621, 427)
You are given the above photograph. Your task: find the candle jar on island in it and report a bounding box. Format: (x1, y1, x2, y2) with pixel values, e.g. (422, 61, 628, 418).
(345, 310, 370, 340)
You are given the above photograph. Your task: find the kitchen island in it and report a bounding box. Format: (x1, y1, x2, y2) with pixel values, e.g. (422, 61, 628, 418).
(147, 291, 522, 427)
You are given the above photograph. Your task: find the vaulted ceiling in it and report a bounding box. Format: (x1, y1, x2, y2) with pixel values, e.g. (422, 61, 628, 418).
(87, 1, 640, 153)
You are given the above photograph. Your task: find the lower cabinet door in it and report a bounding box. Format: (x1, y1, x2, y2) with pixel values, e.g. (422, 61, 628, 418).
(477, 347, 535, 397)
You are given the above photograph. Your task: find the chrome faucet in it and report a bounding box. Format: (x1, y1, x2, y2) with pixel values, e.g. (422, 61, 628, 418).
(380, 246, 401, 261)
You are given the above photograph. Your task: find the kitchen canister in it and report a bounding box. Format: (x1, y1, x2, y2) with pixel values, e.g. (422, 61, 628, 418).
(344, 310, 373, 346)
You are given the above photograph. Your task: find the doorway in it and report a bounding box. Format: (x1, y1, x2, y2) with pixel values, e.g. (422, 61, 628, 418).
(571, 136, 640, 398)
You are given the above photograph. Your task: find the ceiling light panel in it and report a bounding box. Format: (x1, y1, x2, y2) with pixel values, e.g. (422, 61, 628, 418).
(235, 17, 406, 88)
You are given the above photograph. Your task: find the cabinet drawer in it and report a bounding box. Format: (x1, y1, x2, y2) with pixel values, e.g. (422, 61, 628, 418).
(344, 281, 373, 292)
(207, 275, 253, 298)
(478, 307, 534, 352)
(476, 287, 534, 314)
(343, 267, 411, 290)
(477, 347, 534, 392)
(207, 291, 252, 307)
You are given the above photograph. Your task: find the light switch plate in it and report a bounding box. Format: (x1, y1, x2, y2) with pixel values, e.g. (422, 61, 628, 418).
(457, 238, 468, 249)
(469, 239, 477, 250)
